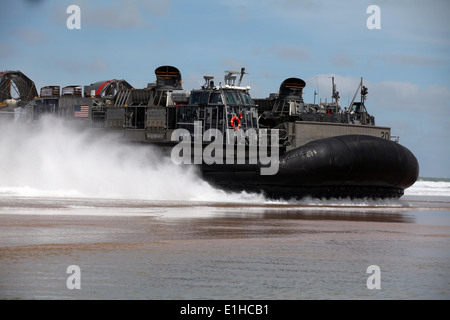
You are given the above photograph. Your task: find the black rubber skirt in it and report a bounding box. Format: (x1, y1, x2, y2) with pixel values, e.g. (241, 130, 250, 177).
(200, 135, 419, 199)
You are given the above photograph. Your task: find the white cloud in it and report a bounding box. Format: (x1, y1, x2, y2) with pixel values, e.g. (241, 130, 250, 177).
(51, 0, 172, 30)
(86, 58, 110, 73)
(55, 57, 110, 75)
(331, 54, 354, 67)
(273, 44, 310, 61)
(380, 54, 446, 67)
(222, 3, 251, 23)
(82, 0, 146, 29)
(220, 58, 248, 72)
(370, 81, 450, 114)
(252, 43, 310, 61)
(13, 29, 48, 46)
(309, 74, 450, 114)
(270, 0, 322, 11)
(140, 0, 172, 15)
(0, 42, 14, 58)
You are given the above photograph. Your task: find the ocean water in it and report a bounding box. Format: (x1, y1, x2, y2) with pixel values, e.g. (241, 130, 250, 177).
(0, 117, 449, 301)
(404, 177, 450, 197)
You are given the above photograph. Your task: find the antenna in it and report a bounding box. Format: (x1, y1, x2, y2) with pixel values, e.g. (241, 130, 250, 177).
(349, 77, 362, 112)
(203, 75, 214, 89)
(330, 76, 335, 103)
(238, 67, 246, 86)
(361, 80, 368, 104)
(224, 72, 236, 86)
(224, 67, 247, 86)
(328, 76, 340, 102)
(315, 76, 320, 103)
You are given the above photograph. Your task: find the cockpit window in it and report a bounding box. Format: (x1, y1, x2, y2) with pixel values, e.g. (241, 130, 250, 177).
(209, 92, 223, 104)
(242, 92, 254, 105)
(225, 91, 235, 105)
(199, 92, 209, 104)
(232, 91, 243, 105)
(190, 92, 201, 104)
(189, 91, 210, 105)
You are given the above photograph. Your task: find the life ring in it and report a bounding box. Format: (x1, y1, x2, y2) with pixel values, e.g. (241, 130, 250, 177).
(230, 116, 241, 130)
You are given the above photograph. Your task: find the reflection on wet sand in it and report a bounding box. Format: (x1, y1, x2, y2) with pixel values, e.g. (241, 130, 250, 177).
(0, 207, 420, 248)
(268, 209, 414, 223)
(0, 195, 449, 300)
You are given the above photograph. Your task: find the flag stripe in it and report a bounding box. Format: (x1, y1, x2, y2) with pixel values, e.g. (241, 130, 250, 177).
(74, 105, 89, 118)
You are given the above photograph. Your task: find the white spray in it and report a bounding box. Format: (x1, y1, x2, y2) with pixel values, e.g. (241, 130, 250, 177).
(0, 115, 260, 202)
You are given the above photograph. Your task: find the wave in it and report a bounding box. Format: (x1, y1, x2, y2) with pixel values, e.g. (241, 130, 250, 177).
(404, 178, 450, 197)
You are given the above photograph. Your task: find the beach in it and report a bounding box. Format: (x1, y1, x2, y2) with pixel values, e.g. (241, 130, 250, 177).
(0, 192, 449, 300)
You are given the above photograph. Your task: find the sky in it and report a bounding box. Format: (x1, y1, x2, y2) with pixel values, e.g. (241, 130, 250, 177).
(1, 0, 449, 178)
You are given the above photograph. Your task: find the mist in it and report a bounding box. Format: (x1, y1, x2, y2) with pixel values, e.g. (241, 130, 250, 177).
(0, 116, 253, 202)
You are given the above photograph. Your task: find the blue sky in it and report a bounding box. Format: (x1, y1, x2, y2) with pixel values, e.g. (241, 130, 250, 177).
(1, 0, 449, 178)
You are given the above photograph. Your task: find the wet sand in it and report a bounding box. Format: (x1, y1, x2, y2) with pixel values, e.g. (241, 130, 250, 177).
(0, 195, 449, 300)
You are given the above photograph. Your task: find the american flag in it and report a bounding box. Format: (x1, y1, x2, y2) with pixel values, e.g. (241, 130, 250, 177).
(74, 105, 89, 118)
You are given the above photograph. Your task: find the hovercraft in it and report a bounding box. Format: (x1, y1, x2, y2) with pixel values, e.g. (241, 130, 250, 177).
(0, 66, 419, 199)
